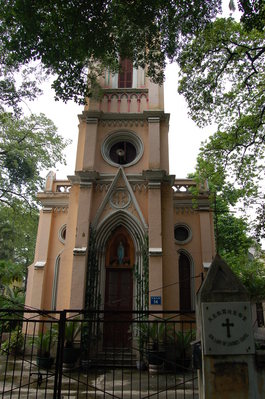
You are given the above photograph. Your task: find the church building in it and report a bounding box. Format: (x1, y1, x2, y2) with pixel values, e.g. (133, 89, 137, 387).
(25, 60, 215, 320)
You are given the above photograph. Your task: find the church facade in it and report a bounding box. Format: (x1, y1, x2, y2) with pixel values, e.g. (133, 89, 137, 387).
(25, 61, 215, 319)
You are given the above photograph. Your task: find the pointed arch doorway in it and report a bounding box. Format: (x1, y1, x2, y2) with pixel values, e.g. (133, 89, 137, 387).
(104, 226, 134, 348)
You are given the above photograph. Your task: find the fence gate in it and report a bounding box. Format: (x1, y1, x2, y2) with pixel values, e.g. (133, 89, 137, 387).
(0, 309, 198, 398)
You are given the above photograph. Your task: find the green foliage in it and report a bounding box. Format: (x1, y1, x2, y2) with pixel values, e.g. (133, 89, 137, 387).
(0, 0, 222, 103)
(31, 327, 58, 356)
(85, 226, 101, 310)
(0, 286, 25, 330)
(210, 195, 265, 301)
(174, 330, 195, 358)
(0, 262, 24, 287)
(137, 321, 166, 351)
(134, 235, 149, 311)
(0, 326, 24, 355)
(0, 112, 70, 207)
(178, 17, 265, 236)
(64, 317, 81, 348)
(0, 203, 38, 269)
(237, 0, 265, 32)
(219, 250, 265, 302)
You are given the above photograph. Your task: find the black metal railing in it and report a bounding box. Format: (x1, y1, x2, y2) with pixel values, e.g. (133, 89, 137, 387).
(0, 309, 198, 398)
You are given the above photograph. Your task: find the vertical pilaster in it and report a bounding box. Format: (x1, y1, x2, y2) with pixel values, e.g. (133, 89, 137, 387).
(145, 171, 165, 312)
(148, 117, 160, 169)
(25, 207, 53, 309)
(199, 212, 215, 266)
(83, 118, 99, 170)
(69, 178, 95, 309)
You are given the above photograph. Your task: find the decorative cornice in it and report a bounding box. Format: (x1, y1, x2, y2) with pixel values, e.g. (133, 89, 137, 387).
(86, 117, 98, 124)
(68, 171, 99, 185)
(42, 207, 53, 213)
(78, 110, 169, 124)
(148, 117, 160, 123)
(149, 248, 163, 256)
(131, 183, 148, 192)
(78, 111, 101, 122)
(103, 88, 148, 95)
(143, 170, 175, 186)
(73, 247, 87, 256)
(95, 183, 110, 192)
(34, 261, 46, 269)
(175, 207, 195, 215)
(100, 119, 146, 127)
(148, 182, 161, 189)
(53, 207, 68, 213)
(40, 198, 69, 208)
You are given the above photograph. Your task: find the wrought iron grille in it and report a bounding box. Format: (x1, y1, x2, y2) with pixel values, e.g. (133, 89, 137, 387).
(0, 309, 198, 398)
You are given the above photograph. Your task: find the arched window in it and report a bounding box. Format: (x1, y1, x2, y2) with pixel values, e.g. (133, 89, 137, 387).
(118, 58, 133, 88)
(179, 252, 191, 311)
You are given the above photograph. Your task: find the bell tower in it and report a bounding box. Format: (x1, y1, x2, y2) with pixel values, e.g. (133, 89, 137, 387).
(25, 60, 215, 318)
(58, 59, 174, 314)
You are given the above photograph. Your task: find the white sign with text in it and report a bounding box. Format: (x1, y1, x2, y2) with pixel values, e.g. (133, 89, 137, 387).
(202, 302, 255, 355)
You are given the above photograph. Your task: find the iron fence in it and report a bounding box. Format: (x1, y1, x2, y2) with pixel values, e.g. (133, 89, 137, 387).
(0, 309, 198, 398)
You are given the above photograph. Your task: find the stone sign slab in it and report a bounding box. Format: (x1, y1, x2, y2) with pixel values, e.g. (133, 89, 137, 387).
(202, 302, 255, 355)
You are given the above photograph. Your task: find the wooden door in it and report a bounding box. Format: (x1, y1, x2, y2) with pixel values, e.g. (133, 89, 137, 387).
(104, 268, 133, 348)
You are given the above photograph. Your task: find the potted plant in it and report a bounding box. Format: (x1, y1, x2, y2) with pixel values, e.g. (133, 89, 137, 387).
(134, 321, 148, 370)
(80, 321, 100, 370)
(174, 329, 195, 370)
(63, 317, 81, 369)
(32, 327, 57, 369)
(145, 322, 166, 371)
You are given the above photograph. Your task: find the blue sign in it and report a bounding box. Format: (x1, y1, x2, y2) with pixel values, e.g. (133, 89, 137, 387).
(150, 296, 161, 305)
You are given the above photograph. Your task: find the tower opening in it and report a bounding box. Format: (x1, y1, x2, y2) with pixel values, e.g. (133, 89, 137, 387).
(118, 58, 133, 88)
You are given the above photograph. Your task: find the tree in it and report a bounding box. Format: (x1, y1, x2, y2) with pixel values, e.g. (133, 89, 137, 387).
(0, 0, 222, 104)
(0, 112, 70, 207)
(0, 202, 38, 270)
(178, 16, 265, 236)
(213, 195, 265, 301)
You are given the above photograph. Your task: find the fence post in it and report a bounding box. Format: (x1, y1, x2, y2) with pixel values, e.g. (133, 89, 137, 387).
(53, 310, 66, 399)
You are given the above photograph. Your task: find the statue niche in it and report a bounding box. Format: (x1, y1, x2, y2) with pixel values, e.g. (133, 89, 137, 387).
(105, 226, 134, 268)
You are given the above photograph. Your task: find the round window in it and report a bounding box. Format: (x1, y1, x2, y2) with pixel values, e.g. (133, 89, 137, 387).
(59, 225, 67, 244)
(174, 224, 191, 244)
(109, 141, 136, 165)
(102, 131, 143, 167)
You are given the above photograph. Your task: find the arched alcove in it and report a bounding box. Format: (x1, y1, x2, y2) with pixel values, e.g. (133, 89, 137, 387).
(178, 250, 195, 311)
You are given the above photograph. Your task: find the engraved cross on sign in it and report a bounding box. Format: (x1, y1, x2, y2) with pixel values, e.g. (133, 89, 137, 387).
(222, 318, 234, 338)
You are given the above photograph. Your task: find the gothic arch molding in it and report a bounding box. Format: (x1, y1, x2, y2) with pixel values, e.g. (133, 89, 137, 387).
(89, 210, 147, 311)
(96, 210, 146, 253)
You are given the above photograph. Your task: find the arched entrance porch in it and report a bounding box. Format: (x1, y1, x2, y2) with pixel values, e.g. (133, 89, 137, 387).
(88, 210, 147, 348)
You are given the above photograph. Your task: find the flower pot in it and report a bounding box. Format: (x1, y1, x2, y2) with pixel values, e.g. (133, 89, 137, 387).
(136, 359, 146, 370)
(37, 355, 54, 369)
(146, 349, 165, 366)
(63, 347, 80, 369)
